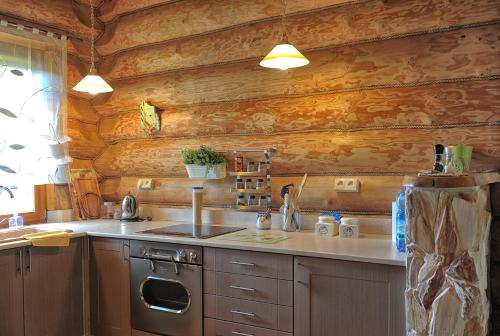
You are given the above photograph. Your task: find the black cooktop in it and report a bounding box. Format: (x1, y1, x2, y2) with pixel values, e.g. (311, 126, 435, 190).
(137, 224, 245, 239)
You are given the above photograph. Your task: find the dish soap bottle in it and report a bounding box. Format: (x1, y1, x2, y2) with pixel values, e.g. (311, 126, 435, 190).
(395, 188, 406, 252)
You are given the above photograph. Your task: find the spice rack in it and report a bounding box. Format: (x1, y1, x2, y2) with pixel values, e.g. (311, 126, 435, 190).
(229, 148, 276, 212)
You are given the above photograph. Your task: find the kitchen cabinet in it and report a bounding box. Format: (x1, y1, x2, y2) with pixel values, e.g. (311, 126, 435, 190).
(204, 247, 293, 335)
(294, 257, 405, 336)
(0, 248, 24, 336)
(24, 238, 84, 336)
(0, 239, 84, 336)
(90, 237, 131, 336)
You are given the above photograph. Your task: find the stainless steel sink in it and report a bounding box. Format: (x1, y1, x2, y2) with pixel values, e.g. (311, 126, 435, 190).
(0, 227, 51, 243)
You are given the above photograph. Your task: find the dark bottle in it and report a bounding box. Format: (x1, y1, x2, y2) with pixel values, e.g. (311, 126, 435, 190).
(433, 144, 444, 172)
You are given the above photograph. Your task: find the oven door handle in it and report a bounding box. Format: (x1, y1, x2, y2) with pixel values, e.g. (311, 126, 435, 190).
(145, 253, 179, 274)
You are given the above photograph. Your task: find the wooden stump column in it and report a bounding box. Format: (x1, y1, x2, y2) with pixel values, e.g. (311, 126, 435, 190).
(404, 174, 500, 336)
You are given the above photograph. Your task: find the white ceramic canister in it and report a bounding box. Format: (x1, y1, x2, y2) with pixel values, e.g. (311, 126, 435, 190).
(315, 215, 339, 236)
(339, 217, 359, 238)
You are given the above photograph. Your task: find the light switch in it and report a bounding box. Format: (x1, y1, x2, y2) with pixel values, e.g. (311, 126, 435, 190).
(137, 178, 153, 190)
(334, 178, 360, 192)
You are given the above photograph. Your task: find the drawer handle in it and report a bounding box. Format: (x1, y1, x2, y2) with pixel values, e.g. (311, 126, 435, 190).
(231, 332, 255, 336)
(230, 310, 256, 317)
(231, 261, 255, 267)
(230, 285, 256, 292)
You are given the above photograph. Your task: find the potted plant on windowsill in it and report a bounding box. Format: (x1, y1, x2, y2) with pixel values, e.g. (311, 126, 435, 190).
(182, 146, 227, 179)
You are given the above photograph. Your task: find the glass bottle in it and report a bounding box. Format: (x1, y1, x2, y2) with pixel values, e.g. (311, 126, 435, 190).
(248, 195, 257, 206)
(235, 178, 244, 189)
(245, 178, 254, 189)
(259, 196, 268, 208)
(237, 194, 245, 206)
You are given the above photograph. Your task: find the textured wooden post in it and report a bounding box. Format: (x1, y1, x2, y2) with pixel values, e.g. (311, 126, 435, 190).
(404, 174, 500, 336)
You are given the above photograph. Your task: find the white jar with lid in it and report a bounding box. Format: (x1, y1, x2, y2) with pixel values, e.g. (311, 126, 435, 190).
(315, 215, 339, 236)
(339, 217, 359, 238)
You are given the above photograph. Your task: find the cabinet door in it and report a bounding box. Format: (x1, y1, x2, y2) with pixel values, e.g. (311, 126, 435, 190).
(90, 238, 131, 336)
(0, 248, 24, 336)
(23, 238, 84, 336)
(294, 257, 405, 336)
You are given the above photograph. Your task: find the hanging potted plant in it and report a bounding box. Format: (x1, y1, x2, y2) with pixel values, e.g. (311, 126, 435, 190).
(182, 146, 227, 179)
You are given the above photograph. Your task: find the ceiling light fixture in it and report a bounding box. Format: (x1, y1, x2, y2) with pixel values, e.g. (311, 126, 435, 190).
(259, 0, 309, 70)
(73, 0, 113, 95)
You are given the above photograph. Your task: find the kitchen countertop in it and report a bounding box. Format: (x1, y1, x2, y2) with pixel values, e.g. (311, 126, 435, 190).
(0, 220, 406, 267)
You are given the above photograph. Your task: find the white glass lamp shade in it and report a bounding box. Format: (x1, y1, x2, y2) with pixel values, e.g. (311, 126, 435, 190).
(259, 43, 310, 70)
(73, 69, 113, 95)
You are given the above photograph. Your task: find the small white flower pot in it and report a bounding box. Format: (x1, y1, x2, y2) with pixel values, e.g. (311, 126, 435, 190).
(185, 163, 226, 179)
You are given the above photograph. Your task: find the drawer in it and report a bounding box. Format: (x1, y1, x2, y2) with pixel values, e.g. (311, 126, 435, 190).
(205, 248, 292, 280)
(205, 295, 292, 332)
(204, 318, 292, 336)
(204, 271, 293, 306)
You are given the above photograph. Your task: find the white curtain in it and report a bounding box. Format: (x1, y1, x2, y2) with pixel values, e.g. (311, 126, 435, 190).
(0, 25, 68, 187)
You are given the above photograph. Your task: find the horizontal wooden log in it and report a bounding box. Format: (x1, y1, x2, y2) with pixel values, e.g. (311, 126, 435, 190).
(96, 0, 352, 55)
(98, 80, 500, 141)
(0, 0, 92, 40)
(67, 119, 105, 159)
(99, 175, 404, 213)
(68, 96, 100, 124)
(93, 127, 500, 177)
(99, 0, 500, 79)
(98, 0, 353, 23)
(93, 25, 500, 114)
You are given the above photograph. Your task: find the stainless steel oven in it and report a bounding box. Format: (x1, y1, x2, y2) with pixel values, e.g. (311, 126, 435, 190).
(130, 240, 202, 336)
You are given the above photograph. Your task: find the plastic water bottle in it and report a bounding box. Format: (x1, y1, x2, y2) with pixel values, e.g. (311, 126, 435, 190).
(395, 188, 406, 252)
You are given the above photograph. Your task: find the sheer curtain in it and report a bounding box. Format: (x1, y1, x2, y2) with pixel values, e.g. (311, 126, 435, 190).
(0, 25, 68, 214)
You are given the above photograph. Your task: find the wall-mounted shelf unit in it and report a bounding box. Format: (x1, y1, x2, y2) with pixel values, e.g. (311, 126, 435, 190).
(229, 148, 276, 212)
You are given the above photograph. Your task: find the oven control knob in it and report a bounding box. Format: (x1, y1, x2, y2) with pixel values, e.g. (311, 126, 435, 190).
(179, 250, 187, 260)
(189, 251, 198, 262)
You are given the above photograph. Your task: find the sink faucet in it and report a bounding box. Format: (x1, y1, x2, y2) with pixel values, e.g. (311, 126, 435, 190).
(0, 185, 14, 198)
(0, 185, 14, 225)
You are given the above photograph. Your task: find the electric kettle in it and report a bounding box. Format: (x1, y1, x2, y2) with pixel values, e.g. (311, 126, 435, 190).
(121, 192, 138, 220)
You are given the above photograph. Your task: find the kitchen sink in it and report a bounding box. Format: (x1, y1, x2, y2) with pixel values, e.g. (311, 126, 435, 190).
(0, 227, 52, 243)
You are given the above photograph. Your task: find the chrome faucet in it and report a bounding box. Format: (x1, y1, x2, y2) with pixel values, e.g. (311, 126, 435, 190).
(0, 185, 14, 198)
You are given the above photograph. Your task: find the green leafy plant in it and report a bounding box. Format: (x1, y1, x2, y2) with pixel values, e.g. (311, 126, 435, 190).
(182, 146, 226, 171)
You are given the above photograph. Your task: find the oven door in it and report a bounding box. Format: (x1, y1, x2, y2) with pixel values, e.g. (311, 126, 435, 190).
(131, 257, 202, 336)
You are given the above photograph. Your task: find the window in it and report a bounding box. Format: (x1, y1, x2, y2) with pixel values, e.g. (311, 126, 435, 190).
(0, 26, 67, 227)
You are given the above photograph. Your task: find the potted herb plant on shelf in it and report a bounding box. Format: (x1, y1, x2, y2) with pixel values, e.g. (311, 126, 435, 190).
(182, 145, 227, 179)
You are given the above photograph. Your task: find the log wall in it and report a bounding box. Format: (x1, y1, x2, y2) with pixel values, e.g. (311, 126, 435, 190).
(4, 0, 500, 213)
(84, 0, 500, 213)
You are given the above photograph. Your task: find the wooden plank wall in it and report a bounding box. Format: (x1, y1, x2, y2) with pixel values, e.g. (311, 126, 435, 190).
(5, 0, 500, 214)
(87, 0, 500, 213)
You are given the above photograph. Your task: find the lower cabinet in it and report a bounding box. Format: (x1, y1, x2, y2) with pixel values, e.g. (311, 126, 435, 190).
(294, 257, 405, 336)
(90, 237, 131, 336)
(0, 248, 24, 335)
(0, 238, 84, 336)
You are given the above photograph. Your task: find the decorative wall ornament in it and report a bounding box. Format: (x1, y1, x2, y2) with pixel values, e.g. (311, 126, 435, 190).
(140, 100, 160, 136)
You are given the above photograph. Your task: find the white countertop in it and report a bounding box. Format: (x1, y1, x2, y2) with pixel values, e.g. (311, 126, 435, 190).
(1, 220, 406, 267)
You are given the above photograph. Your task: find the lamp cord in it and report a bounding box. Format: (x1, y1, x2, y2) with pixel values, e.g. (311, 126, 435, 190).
(281, 0, 288, 41)
(90, 0, 95, 71)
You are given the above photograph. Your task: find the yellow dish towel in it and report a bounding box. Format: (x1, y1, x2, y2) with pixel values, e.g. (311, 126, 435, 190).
(23, 231, 70, 247)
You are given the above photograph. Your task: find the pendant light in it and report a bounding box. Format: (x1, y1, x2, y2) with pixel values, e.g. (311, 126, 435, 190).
(259, 0, 309, 70)
(73, 0, 113, 95)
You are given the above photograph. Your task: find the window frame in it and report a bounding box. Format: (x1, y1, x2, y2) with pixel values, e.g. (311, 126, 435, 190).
(0, 185, 46, 228)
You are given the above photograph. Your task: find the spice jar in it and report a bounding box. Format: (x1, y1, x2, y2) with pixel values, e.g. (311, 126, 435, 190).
(246, 161, 255, 172)
(245, 178, 255, 189)
(256, 178, 265, 189)
(235, 178, 244, 189)
(234, 153, 244, 172)
(257, 161, 267, 173)
(237, 194, 245, 206)
(259, 195, 268, 208)
(248, 195, 257, 206)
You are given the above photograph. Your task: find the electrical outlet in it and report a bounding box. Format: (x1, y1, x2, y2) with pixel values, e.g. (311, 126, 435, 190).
(334, 178, 360, 192)
(137, 178, 153, 190)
